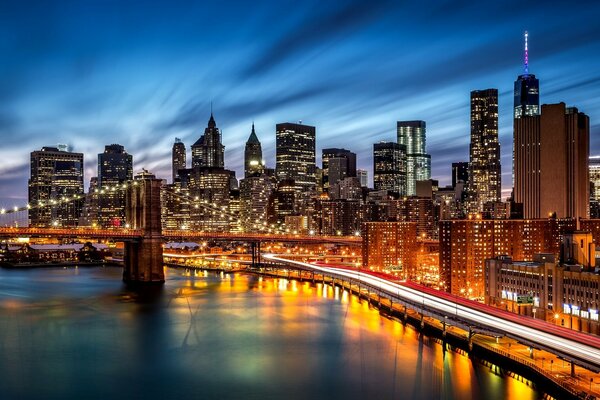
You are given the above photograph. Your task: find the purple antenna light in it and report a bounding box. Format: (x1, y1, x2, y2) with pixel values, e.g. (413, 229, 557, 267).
(524, 31, 529, 75)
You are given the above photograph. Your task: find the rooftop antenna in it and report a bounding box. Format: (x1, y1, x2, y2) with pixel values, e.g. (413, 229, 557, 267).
(524, 31, 529, 75)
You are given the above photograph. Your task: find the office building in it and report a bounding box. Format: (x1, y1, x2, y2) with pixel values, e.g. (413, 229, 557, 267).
(188, 167, 232, 232)
(514, 103, 589, 219)
(172, 138, 186, 182)
(320, 199, 361, 236)
(451, 162, 469, 188)
(322, 148, 356, 192)
(239, 175, 274, 232)
(468, 89, 501, 213)
(191, 113, 225, 169)
(357, 169, 368, 187)
(485, 232, 598, 333)
(397, 121, 431, 196)
(590, 156, 600, 201)
(275, 122, 316, 192)
(28, 146, 84, 227)
(97, 144, 133, 228)
(373, 141, 406, 195)
(244, 123, 264, 178)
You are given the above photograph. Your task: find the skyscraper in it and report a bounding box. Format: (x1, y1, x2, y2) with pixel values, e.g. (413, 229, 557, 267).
(373, 141, 406, 195)
(322, 148, 357, 192)
(468, 89, 501, 212)
(514, 103, 589, 219)
(451, 162, 469, 188)
(275, 122, 316, 192)
(172, 138, 186, 182)
(357, 169, 368, 187)
(191, 113, 225, 169)
(397, 121, 431, 196)
(514, 31, 540, 119)
(590, 156, 600, 201)
(97, 144, 133, 227)
(28, 146, 84, 227)
(239, 175, 274, 232)
(244, 123, 263, 178)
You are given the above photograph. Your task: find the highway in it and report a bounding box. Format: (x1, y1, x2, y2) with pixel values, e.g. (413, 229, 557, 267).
(264, 254, 600, 370)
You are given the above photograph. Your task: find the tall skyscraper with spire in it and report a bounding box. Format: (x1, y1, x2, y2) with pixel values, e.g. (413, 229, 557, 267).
(172, 138, 186, 182)
(191, 112, 225, 169)
(514, 31, 540, 119)
(244, 123, 264, 178)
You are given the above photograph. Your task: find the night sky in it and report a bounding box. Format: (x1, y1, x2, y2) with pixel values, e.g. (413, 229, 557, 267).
(1, 0, 600, 207)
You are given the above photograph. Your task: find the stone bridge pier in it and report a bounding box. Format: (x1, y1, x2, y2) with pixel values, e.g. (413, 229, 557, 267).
(123, 172, 164, 284)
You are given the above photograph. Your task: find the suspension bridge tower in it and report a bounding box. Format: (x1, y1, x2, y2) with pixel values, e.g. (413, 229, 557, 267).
(123, 170, 164, 284)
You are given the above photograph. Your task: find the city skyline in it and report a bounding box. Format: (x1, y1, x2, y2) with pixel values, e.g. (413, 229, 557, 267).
(2, 1, 600, 206)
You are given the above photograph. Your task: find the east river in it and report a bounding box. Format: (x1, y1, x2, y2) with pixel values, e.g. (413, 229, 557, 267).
(0, 267, 542, 399)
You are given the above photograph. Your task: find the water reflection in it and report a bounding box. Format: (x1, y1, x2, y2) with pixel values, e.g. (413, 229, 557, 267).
(0, 267, 542, 400)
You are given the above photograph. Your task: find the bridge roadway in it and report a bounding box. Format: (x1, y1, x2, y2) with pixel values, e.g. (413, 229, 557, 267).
(263, 254, 600, 372)
(0, 227, 361, 245)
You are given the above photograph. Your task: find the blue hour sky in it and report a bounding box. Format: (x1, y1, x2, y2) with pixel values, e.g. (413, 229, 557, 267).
(1, 0, 600, 206)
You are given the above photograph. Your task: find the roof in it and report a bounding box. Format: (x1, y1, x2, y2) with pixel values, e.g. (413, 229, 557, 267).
(247, 123, 260, 144)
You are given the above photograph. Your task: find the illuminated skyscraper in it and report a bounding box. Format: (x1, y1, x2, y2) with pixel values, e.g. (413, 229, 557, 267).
(28, 146, 84, 227)
(373, 141, 406, 195)
(590, 156, 600, 201)
(397, 121, 431, 196)
(275, 122, 316, 192)
(244, 123, 264, 178)
(468, 89, 501, 212)
(172, 138, 186, 182)
(514, 31, 540, 119)
(192, 113, 225, 169)
(97, 144, 133, 227)
(239, 175, 274, 232)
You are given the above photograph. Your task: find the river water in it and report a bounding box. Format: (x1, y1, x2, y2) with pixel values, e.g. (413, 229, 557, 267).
(0, 267, 542, 399)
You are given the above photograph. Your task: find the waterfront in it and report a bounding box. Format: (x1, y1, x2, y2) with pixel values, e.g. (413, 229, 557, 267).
(0, 267, 541, 399)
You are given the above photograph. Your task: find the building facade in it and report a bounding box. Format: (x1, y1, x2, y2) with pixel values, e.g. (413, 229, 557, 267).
(468, 89, 501, 214)
(275, 122, 316, 193)
(322, 148, 357, 192)
(191, 113, 225, 169)
(97, 144, 133, 228)
(29, 146, 84, 227)
(439, 218, 573, 299)
(373, 141, 406, 195)
(514, 103, 589, 219)
(362, 221, 417, 279)
(397, 121, 431, 196)
(172, 138, 186, 182)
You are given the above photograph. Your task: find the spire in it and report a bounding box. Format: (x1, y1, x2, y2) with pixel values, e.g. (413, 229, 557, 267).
(208, 102, 216, 128)
(524, 31, 529, 75)
(247, 122, 260, 144)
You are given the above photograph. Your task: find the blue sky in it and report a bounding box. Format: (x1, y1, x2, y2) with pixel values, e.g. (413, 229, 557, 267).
(1, 0, 600, 207)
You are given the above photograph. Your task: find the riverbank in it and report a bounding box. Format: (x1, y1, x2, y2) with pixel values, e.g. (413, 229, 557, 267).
(0, 260, 121, 269)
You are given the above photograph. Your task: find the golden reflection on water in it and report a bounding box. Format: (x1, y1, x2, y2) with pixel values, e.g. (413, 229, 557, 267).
(0, 267, 543, 400)
(165, 275, 539, 400)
